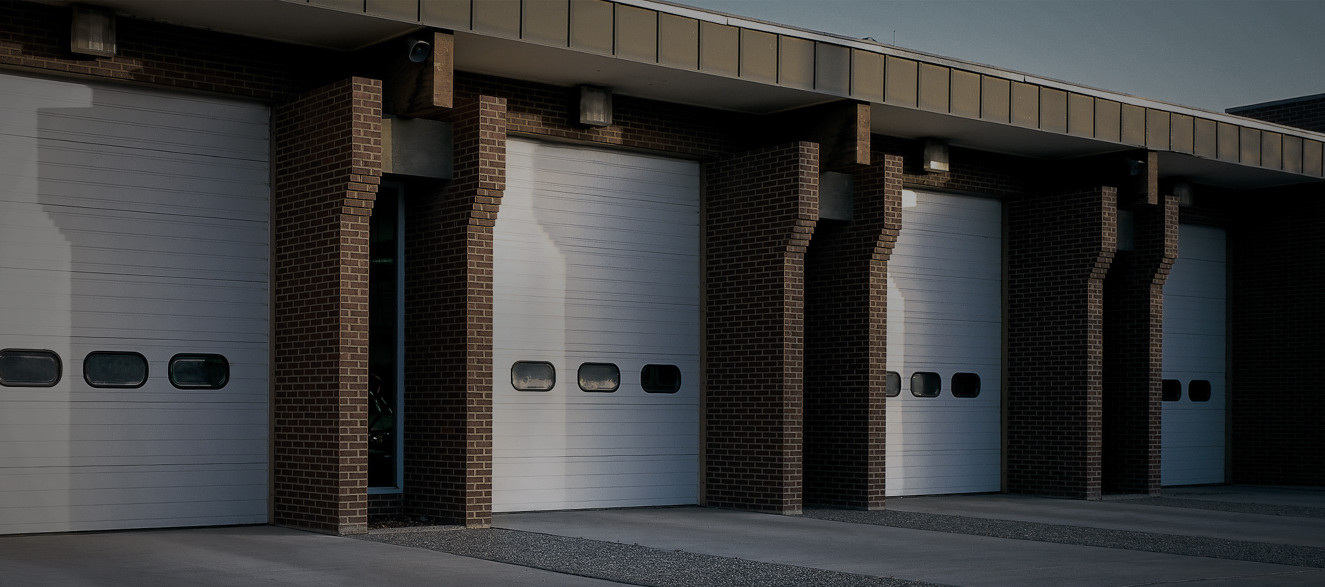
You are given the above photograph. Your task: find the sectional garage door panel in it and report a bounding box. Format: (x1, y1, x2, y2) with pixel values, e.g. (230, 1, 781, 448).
(0, 73, 269, 534)
(493, 140, 700, 512)
(1162, 224, 1227, 486)
(886, 190, 1002, 497)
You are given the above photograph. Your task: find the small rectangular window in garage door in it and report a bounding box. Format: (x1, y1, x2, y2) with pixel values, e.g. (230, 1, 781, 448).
(641, 364, 681, 393)
(578, 363, 620, 392)
(910, 371, 941, 398)
(0, 349, 62, 387)
(886, 371, 901, 397)
(1188, 380, 1212, 402)
(169, 354, 230, 389)
(1162, 379, 1182, 402)
(512, 361, 556, 392)
(952, 373, 981, 398)
(83, 352, 148, 389)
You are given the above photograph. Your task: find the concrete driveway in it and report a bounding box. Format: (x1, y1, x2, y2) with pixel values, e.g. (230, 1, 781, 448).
(3, 486, 1323, 586)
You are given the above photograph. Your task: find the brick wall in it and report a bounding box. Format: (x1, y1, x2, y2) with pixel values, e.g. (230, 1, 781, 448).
(272, 77, 383, 534)
(1101, 195, 1177, 495)
(0, 1, 322, 101)
(705, 142, 819, 513)
(883, 139, 1037, 199)
(1229, 95, 1325, 133)
(1007, 185, 1117, 499)
(803, 147, 901, 508)
(403, 92, 507, 528)
(1230, 185, 1325, 485)
(458, 73, 737, 158)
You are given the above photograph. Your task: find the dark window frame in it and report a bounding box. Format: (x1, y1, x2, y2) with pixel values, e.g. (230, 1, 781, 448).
(640, 364, 681, 394)
(511, 361, 557, 392)
(1162, 379, 1182, 402)
(168, 353, 230, 390)
(578, 362, 621, 393)
(83, 351, 149, 389)
(910, 371, 942, 398)
(952, 372, 981, 398)
(1188, 379, 1212, 402)
(0, 348, 63, 388)
(885, 370, 901, 397)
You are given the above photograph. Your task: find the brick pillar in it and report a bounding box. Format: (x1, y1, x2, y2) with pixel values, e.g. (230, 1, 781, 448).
(1007, 185, 1116, 499)
(403, 93, 506, 528)
(705, 141, 818, 514)
(1102, 195, 1178, 495)
(272, 77, 382, 534)
(803, 150, 901, 509)
(1231, 187, 1325, 486)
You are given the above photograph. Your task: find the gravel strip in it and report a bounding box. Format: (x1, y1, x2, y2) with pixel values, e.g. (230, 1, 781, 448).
(1116, 496, 1325, 519)
(358, 526, 947, 587)
(803, 508, 1325, 568)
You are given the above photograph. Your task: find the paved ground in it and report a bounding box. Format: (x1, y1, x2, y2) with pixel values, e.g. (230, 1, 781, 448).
(3, 486, 1322, 586)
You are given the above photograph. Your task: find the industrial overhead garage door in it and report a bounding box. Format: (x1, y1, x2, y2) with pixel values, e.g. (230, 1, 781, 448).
(492, 139, 700, 512)
(886, 190, 1003, 496)
(0, 73, 270, 534)
(1162, 224, 1227, 486)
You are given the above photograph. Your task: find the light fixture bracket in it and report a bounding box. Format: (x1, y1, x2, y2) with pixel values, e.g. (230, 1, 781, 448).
(923, 139, 950, 173)
(71, 5, 117, 58)
(578, 85, 613, 127)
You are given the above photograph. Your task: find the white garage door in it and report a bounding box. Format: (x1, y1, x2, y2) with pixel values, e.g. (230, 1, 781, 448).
(1162, 224, 1226, 486)
(0, 73, 270, 534)
(886, 190, 1002, 496)
(493, 139, 700, 512)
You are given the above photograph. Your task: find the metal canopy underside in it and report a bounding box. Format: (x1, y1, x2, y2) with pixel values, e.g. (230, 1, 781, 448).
(37, 0, 1325, 189)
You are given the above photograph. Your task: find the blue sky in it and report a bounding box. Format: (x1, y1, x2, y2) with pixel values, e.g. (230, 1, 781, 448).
(680, 0, 1325, 113)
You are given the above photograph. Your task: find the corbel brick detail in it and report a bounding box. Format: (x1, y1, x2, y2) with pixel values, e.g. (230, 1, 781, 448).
(705, 141, 819, 514)
(803, 147, 902, 509)
(1102, 192, 1178, 495)
(403, 93, 506, 528)
(272, 77, 383, 535)
(1007, 185, 1117, 499)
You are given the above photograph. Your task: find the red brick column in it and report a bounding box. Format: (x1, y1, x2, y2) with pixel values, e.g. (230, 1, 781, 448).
(1231, 186, 1325, 485)
(403, 93, 506, 528)
(1102, 195, 1177, 495)
(272, 77, 382, 534)
(704, 142, 818, 514)
(803, 150, 901, 509)
(1007, 185, 1117, 499)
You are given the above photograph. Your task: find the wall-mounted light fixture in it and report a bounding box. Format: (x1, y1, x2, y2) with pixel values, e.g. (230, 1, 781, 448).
(405, 37, 432, 63)
(71, 5, 116, 58)
(819, 171, 854, 221)
(1173, 181, 1194, 207)
(1126, 157, 1146, 176)
(578, 85, 613, 127)
(1117, 209, 1135, 251)
(923, 139, 950, 173)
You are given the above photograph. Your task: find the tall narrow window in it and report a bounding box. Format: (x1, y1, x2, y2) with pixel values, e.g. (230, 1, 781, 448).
(369, 183, 404, 490)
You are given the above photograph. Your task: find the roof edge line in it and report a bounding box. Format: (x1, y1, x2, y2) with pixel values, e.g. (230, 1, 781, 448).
(1227, 92, 1325, 114)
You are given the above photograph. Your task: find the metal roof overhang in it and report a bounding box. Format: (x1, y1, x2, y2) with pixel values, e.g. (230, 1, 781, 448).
(40, 0, 1325, 190)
